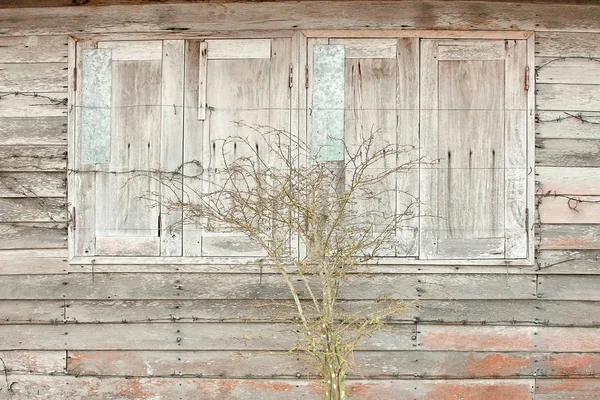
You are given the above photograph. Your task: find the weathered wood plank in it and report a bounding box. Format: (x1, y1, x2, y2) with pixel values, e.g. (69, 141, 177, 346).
(97, 40, 162, 61)
(0, 223, 66, 250)
(540, 224, 600, 250)
(0, 323, 415, 351)
(0, 197, 65, 223)
(0, 146, 66, 172)
(62, 299, 600, 326)
(536, 57, 600, 85)
(0, 92, 67, 117)
(536, 139, 600, 167)
(0, 35, 68, 63)
(0, 248, 67, 259)
(539, 196, 600, 224)
(536, 32, 600, 57)
(0, 63, 68, 92)
(0, 273, 536, 300)
(537, 167, 600, 195)
(538, 275, 600, 301)
(537, 250, 600, 274)
(0, 351, 65, 375)
(0, 376, 536, 400)
(536, 111, 600, 139)
(0, 117, 67, 145)
(0, 301, 64, 323)
(0, 172, 65, 197)
(206, 39, 271, 59)
(537, 84, 600, 112)
(418, 326, 600, 352)
(534, 379, 600, 400)
(66, 350, 600, 378)
(0, 2, 598, 35)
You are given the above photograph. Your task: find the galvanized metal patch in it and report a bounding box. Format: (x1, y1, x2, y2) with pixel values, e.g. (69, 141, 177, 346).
(312, 44, 345, 162)
(81, 48, 112, 164)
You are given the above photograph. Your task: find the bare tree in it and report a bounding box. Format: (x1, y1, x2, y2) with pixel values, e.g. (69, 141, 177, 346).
(145, 123, 425, 400)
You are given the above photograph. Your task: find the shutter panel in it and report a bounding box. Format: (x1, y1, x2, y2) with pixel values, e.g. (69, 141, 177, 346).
(419, 39, 528, 260)
(307, 38, 420, 257)
(182, 39, 293, 257)
(77, 40, 184, 257)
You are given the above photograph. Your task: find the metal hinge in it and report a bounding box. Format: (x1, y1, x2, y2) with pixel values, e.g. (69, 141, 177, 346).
(157, 215, 161, 237)
(524, 66, 530, 91)
(525, 207, 529, 232)
(289, 64, 293, 88)
(305, 64, 309, 89)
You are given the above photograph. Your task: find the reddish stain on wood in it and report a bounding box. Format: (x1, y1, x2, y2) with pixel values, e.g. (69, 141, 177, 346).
(538, 328, 600, 352)
(467, 353, 533, 377)
(546, 354, 600, 376)
(426, 381, 532, 400)
(535, 379, 600, 395)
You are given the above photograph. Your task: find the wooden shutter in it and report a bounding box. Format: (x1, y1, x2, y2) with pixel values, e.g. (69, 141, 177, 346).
(182, 39, 293, 257)
(419, 39, 529, 260)
(75, 40, 185, 257)
(307, 38, 420, 257)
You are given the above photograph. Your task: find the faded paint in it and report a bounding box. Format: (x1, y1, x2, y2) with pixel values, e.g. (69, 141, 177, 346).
(467, 353, 533, 377)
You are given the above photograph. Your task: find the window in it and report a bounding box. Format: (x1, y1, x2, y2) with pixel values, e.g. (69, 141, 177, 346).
(69, 32, 534, 264)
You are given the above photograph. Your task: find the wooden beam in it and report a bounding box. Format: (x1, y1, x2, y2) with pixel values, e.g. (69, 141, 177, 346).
(1, 2, 600, 36)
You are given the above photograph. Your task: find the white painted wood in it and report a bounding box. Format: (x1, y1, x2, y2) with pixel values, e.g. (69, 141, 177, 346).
(97, 40, 163, 61)
(160, 40, 184, 256)
(205, 39, 271, 59)
(96, 236, 161, 256)
(0, 116, 66, 145)
(539, 196, 600, 224)
(0, 92, 67, 118)
(329, 38, 396, 58)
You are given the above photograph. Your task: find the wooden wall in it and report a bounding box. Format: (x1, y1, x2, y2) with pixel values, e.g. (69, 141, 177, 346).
(1, 2, 600, 399)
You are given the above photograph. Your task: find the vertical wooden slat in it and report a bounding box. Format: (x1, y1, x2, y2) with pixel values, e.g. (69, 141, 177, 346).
(182, 40, 204, 256)
(504, 39, 528, 259)
(419, 39, 439, 260)
(73, 40, 97, 257)
(67, 36, 77, 260)
(396, 37, 420, 257)
(197, 41, 208, 121)
(526, 33, 536, 262)
(160, 40, 185, 256)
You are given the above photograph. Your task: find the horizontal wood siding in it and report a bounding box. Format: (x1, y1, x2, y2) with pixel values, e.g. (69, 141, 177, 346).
(0, 5, 599, 399)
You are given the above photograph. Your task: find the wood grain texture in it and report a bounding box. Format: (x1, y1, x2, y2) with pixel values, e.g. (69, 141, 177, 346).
(0, 197, 66, 223)
(0, 323, 415, 350)
(0, 172, 65, 197)
(534, 379, 600, 400)
(537, 84, 600, 112)
(0, 35, 68, 62)
(0, 351, 65, 374)
(66, 350, 600, 378)
(0, 63, 68, 92)
(536, 57, 600, 85)
(537, 167, 600, 195)
(0, 117, 67, 145)
(538, 275, 600, 300)
(536, 31, 600, 57)
(0, 301, 65, 323)
(537, 250, 600, 274)
(418, 325, 600, 352)
(540, 224, 600, 250)
(0, 146, 66, 172)
(536, 138, 600, 167)
(62, 299, 600, 326)
(536, 111, 600, 139)
(0, 2, 599, 35)
(0, 273, 536, 300)
(0, 92, 67, 117)
(0, 376, 536, 400)
(0, 223, 66, 250)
